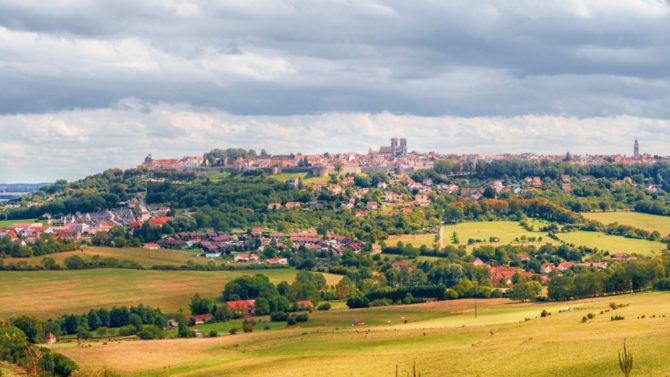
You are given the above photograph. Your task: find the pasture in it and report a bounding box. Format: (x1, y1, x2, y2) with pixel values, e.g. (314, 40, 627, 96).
(583, 211, 670, 236)
(557, 231, 668, 256)
(0, 218, 39, 227)
(53, 292, 670, 377)
(0, 269, 342, 319)
(384, 233, 438, 249)
(1, 246, 208, 269)
(269, 172, 330, 185)
(440, 221, 557, 250)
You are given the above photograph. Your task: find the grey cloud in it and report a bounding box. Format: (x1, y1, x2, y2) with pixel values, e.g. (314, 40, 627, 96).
(0, 1, 670, 117)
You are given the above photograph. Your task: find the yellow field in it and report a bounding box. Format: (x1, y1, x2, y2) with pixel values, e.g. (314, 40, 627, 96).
(2, 246, 208, 268)
(583, 211, 670, 236)
(53, 292, 670, 377)
(0, 269, 342, 319)
(269, 172, 330, 185)
(384, 233, 438, 249)
(440, 221, 558, 251)
(558, 231, 668, 256)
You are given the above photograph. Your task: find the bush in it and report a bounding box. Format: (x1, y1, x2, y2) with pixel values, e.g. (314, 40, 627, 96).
(611, 315, 625, 321)
(229, 327, 238, 335)
(346, 296, 370, 308)
(117, 325, 137, 336)
(317, 302, 331, 311)
(370, 298, 392, 307)
(242, 319, 254, 333)
(444, 288, 459, 299)
(270, 312, 289, 322)
(208, 330, 218, 337)
(137, 325, 163, 340)
(540, 310, 551, 317)
(288, 313, 309, 326)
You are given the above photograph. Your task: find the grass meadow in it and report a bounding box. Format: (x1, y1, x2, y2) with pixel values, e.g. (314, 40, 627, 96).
(583, 211, 670, 236)
(52, 292, 670, 377)
(2, 246, 208, 269)
(384, 233, 438, 249)
(0, 218, 40, 227)
(0, 269, 342, 319)
(557, 231, 667, 256)
(439, 221, 558, 251)
(269, 172, 330, 185)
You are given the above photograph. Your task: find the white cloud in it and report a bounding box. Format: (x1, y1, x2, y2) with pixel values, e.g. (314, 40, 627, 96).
(1, 101, 668, 182)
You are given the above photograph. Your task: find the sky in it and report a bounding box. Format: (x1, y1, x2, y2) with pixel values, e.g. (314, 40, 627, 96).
(1, 0, 670, 182)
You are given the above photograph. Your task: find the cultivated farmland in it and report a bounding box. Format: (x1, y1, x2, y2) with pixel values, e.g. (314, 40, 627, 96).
(557, 231, 667, 256)
(53, 292, 670, 377)
(1, 246, 208, 269)
(0, 269, 342, 319)
(583, 211, 670, 236)
(440, 221, 557, 250)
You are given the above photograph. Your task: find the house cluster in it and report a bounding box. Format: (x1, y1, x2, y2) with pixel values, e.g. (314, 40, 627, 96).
(1, 221, 92, 244)
(468, 256, 612, 287)
(157, 228, 364, 260)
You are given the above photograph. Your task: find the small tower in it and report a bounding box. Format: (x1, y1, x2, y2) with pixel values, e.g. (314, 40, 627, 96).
(634, 138, 640, 159)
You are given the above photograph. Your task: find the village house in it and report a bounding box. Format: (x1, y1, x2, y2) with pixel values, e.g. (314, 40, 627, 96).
(266, 257, 289, 265)
(295, 300, 314, 310)
(234, 253, 260, 263)
(44, 332, 57, 345)
(541, 263, 555, 274)
(285, 201, 302, 209)
(143, 243, 160, 250)
(190, 314, 214, 325)
(227, 300, 256, 317)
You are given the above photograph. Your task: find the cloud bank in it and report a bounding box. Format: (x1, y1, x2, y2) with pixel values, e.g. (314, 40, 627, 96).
(1, 101, 668, 182)
(1, 0, 669, 181)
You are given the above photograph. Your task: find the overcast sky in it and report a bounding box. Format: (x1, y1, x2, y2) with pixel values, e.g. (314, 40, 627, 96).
(2, 0, 670, 182)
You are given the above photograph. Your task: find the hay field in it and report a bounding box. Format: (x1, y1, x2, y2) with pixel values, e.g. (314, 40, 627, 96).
(54, 292, 670, 377)
(2, 246, 209, 269)
(0, 269, 341, 319)
(583, 211, 670, 236)
(384, 233, 438, 249)
(558, 231, 667, 256)
(440, 221, 558, 250)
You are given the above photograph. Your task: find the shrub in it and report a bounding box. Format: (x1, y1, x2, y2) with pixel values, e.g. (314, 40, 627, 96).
(270, 312, 289, 322)
(117, 325, 136, 336)
(370, 298, 392, 307)
(611, 315, 625, 321)
(288, 313, 309, 326)
(317, 302, 331, 311)
(540, 310, 551, 317)
(208, 330, 218, 337)
(229, 327, 238, 335)
(346, 296, 370, 309)
(137, 325, 164, 340)
(587, 313, 595, 319)
(242, 319, 254, 333)
(444, 288, 459, 300)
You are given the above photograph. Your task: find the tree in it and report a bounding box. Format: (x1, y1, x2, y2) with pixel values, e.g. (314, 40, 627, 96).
(222, 275, 278, 301)
(190, 293, 214, 315)
(10, 316, 45, 344)
(509, 281, 542, 302)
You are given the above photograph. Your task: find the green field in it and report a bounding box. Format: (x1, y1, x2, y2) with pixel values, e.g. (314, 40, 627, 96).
(269, 172, 330, 185)
(384, 233, 438, 249)
(583, 211, 670, 236)
(52, 292, 670, 377)
(0, 218, 39, 227)
(557, 231, 668, 256)
(0, 269, 342, 319)
(2, 246, 208, 268)
(440, 221, 558, 250)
